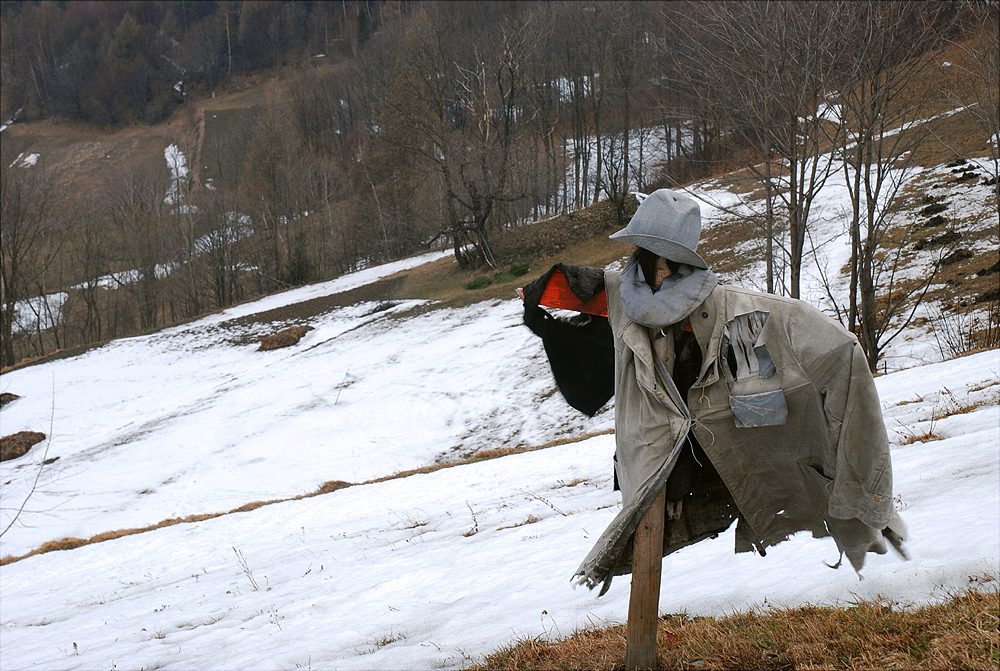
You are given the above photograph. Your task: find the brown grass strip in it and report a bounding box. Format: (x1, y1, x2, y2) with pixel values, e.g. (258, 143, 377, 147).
(367, 431, 615, 485)
(473, 586, 999, 671)
(0, 429, 614, 566)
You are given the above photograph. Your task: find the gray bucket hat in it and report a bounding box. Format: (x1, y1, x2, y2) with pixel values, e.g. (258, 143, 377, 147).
(609, 189, 708, 269)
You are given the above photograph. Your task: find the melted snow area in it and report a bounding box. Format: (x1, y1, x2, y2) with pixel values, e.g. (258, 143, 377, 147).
(691, 155, 998, 369)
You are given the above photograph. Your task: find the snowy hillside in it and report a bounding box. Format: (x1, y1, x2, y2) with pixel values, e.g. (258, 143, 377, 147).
(691, 155, 998, 370)
(0, 251, 612, 560)
(1, 147, 998, 668)
(0, 344, 996, 669)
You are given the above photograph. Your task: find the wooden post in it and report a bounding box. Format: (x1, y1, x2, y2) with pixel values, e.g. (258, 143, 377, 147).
(626, 485, 666, 670)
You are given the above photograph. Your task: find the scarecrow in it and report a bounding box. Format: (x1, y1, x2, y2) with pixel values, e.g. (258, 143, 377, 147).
(521, 189, 907, 599)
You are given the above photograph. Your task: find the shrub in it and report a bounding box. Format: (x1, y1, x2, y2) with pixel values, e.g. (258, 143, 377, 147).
(258, 325, 314, 351)
(492, 272, 516, 284)
(509, 259, 532, 277)
(464, 276, 493, 290)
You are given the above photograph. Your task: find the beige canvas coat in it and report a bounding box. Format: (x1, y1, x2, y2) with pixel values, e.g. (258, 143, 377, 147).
(574, 271, 905, 593)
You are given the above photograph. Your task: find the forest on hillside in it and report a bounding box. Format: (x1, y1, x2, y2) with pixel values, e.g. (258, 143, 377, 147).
(0, 0, 382, 123)
(1, 1, 997, 370)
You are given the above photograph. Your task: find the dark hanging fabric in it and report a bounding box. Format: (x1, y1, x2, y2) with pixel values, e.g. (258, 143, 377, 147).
(522, 265, 615, 417)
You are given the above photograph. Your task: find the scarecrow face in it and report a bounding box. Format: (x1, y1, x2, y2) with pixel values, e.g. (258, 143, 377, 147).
(653, 255, 673, 290)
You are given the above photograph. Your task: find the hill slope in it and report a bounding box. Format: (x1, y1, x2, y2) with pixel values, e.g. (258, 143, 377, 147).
(0, 335, 996, 669)
(1, 104, 998, 669)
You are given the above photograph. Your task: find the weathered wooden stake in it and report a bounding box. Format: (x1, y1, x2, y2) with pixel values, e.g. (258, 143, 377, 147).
(626, 485, 666, 670)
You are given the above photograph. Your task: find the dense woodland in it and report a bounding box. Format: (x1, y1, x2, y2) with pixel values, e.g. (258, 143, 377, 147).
(1, 1, 998, 370)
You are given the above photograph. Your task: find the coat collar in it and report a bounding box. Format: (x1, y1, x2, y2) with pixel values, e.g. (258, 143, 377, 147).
(609, 269, 725, 392)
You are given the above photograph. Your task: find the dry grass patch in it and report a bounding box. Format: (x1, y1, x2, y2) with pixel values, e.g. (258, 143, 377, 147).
(482, 621, 628, 671)
(552, 478, 590, 489)
(968, 379, 999, 394)
(0, 431, 46, 461)
(393, 198, 634, 312)
(497, 515, 542, 531)
(310, 480, 353, 496)
(931, 385, 1000, 419)
(367, 430, 615, 484)
(474, 586, 999, 671)
(257, 325, 314, 351)
(900, 430, 945, 445)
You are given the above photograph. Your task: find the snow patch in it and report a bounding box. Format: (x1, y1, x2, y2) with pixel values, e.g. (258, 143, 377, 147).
(163, 144, 189, 205)
(0, 107, 23, 132)
(8, 151, 39, 168)
(7, 293, 67, 336)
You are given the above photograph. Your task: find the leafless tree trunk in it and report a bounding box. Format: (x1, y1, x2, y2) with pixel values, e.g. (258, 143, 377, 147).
(594, 2, 647, 227)
(835, 1, 952, 372)
(73, 209, 108, 344)
(201, 190, 245, 309)
(0, 154, 59, 367)
(675, 1, 845, 297)
(239, 97, 307, 290)
(381, 5, 534, 270)
(106, 159, 169, 332)
(167, 140, 203, 318)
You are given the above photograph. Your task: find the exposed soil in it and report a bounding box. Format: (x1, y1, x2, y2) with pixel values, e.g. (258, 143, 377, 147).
(0, 341, 112, 375)
(231, 275, 406, 327)
(915, 229, 963, 250)
(257, 325, 315, 351)
(921, 202, 949, 217)
(1, 431, 46, 462)
(491, 196, 639, 269)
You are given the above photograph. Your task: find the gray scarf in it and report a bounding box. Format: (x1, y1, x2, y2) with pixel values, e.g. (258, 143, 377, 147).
(620, 253, 717, 329)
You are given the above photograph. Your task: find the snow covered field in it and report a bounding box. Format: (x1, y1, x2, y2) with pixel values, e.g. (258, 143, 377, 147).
(1, 250, 997, 669)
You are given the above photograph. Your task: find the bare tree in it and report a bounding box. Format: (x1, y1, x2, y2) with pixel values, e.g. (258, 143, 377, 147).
(832, 1, 952, 372)
(551, 1, 598, 212)
(592, 2, 652, 226)
(679, 1, 846, 298)
(521, 4, 560, 219)
(164, 139, 204, 319)
(0, 152, 59, 367)
(238, 96, 309, 291)
(201, 189, 247, 309)
(180, 12, 227, 97)
(382, 4, 534, 269)
(106, 158, 169, 332)
(72, 205, 109, 344)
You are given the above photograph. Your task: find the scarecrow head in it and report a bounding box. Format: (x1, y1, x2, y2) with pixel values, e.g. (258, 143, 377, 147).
(610, 188, 708, 268)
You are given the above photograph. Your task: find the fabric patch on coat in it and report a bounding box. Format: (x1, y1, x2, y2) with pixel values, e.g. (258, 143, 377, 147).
(730, 389, 788, 428)
(723, 311, 787, 427)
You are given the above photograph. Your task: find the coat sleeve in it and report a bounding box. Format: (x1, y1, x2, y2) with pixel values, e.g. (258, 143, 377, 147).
(522, 265, 615, 417)
(827, 341, 894, 529)
(786, 303, 894, 531)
